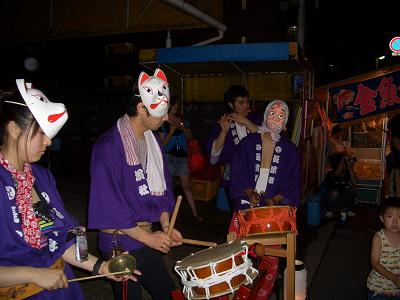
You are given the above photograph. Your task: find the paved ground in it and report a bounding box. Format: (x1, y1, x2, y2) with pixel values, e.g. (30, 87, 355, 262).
(56, 174, 380, 299)
(307, 203, 380, 300)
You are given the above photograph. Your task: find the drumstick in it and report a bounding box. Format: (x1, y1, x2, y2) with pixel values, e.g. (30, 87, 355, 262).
(181, 238, 217, 247)
(168, 195, 182, 236)
(68, 268, 130, 282)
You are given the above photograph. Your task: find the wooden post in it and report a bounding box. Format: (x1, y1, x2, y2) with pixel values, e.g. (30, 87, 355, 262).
(286, 232, 296, 300)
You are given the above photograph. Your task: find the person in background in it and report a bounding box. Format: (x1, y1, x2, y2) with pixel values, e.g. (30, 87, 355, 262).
(0, 80, 139, 300)
(204, 85, 263, 210)
(158, 96, 203, 222)
(367, 197, 400, 299)
(323, 152, 358, 218)
(326, 124, 346, 156)
(88, 69, 182, 300)
(385, 115, 400, 198)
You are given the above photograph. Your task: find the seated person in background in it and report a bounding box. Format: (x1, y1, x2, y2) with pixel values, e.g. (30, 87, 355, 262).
(326, 124, 346, 156)
(326, 124, 356, 158)
(324, 152, 358, 218)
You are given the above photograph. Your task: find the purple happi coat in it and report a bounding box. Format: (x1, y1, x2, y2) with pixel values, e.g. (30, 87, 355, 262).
(0, 165, 83, 299)
(204, 113, 263, 187)
(88, 125, 175, 258)
(230, 133, 300, 210)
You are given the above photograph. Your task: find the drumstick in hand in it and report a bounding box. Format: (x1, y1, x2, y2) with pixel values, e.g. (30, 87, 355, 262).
(168, 195, 182, 236)
(181, 238, 217, 247)
(167, 196, 216, 247)
(68, 268, 130, 282)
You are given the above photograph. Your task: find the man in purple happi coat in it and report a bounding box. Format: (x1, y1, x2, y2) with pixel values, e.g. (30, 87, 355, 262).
(88, 69, 182, 300)
(228, 99, 300, 299)
(229, 100, 300, 210)
(204, 85, 263, 209)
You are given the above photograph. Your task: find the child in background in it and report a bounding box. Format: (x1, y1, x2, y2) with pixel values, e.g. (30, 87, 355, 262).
(367, 197, 400, 299)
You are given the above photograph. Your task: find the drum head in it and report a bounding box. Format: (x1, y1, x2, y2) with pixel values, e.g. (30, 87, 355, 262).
(176, 241, 246, 269)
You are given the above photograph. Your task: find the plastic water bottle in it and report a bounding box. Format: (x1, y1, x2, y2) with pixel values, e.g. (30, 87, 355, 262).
(340, 210, 347, 225)
(307, 195, 321, 226)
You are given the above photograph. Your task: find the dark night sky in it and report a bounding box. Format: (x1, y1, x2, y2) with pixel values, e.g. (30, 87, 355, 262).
(307, 0, 399, 85)
(0, 1, 398, 88)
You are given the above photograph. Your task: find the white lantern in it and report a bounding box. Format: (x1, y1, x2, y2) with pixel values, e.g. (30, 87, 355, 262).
(284, 260, 307, 300)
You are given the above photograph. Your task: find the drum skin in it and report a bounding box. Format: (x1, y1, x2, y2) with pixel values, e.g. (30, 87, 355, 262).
(238, 206, 296, 238)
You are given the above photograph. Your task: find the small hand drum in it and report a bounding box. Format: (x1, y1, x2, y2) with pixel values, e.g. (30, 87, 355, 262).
(237, 206, 297, 238)
(174, 241, 258, 299)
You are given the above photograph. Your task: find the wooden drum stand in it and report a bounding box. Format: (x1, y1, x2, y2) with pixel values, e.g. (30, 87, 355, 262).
(227, 231, 296, 300)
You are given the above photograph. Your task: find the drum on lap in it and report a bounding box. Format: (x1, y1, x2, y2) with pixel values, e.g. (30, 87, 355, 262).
(174, 241, 258, 299)
(237, 206, 297, 238)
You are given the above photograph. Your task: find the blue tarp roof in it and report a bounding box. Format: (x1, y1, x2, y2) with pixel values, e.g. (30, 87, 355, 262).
(156, 43, 290, 64)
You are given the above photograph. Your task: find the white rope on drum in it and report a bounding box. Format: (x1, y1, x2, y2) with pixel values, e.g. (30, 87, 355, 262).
(175, 245, 258, 299)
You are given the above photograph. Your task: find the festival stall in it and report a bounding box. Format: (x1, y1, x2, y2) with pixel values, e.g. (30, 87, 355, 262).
(139, 42, 313, 201)
(315, 64, 400, 204)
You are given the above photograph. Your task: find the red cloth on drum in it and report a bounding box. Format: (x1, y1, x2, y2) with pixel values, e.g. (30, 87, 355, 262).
(170, 289, 185, 300)
(249, 255, 279, 299)
(228, 213, 279, 300)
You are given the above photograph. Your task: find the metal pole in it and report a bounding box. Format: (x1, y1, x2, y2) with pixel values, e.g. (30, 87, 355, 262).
(320, 89, 330, 183)
(379, 115, 388, 204)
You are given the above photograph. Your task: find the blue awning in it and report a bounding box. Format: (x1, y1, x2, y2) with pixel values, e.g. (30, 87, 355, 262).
(156, 43, 290, 64)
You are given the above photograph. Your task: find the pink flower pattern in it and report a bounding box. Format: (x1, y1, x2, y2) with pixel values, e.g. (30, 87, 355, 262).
(0, 155, 41, 248)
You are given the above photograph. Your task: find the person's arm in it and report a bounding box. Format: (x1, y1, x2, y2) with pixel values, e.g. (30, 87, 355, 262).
(119, 226, 177, 253)
(212, 114, 230, 154)
(158, 123, 177, 145)
(62, 244, 140, 281)
(370, 233, 400, 287)
(228, 112, 259, 133)
(347, 163, 358, 186)
(0, 266, 67, 289)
